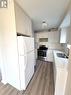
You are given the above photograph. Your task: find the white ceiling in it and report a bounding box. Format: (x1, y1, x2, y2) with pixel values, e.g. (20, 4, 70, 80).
(15, 0, 70, 31)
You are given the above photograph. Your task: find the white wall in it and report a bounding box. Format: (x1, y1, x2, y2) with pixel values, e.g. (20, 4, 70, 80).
(14, 2, 33, 37)
(0, 0, 20, 89)
(0, 31, 2, 81)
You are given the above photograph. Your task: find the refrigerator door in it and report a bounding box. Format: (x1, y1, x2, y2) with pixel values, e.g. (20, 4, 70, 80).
(18, 55, 27, 90)
(19, 51, 35, 90)
(17, 36, 26, 55)
(17, 36, 34, 55)
(24, 37, 34, 53)
(25, 50, 35, 88)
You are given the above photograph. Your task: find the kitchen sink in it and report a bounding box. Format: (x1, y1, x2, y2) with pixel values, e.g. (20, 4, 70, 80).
(57, 53, 68, 58)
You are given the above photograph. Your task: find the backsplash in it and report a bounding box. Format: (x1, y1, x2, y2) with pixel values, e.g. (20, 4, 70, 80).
(61, 43, 68, 56)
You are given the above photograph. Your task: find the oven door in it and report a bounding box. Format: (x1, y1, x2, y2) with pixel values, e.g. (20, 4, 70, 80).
(38, 50, 47, 57)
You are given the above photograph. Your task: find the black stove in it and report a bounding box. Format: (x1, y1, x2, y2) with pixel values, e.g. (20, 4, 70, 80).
(37, 45, 48, 59)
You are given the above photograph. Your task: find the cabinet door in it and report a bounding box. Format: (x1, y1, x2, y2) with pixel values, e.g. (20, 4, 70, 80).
(46, 50, 53, 62)
(60, 28, 67, 43)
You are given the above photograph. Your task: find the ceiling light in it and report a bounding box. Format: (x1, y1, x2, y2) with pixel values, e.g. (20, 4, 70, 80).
(42, 21, 47, 28)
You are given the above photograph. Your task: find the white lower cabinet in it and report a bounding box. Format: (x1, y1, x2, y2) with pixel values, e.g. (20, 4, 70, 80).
(53, 51, 68, 95)
(46, 50, 54, 62)
(54, 68, 68, 95)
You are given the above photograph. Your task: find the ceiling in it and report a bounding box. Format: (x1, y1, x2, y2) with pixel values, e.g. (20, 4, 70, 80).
(15, 0, 71, 31)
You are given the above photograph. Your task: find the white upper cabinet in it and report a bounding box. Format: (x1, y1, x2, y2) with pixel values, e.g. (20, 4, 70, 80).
(60, 28, 67, 43)
(60, 6, 71, 44)
(14, 2, 33, 37)
(60, 27, 71, 44)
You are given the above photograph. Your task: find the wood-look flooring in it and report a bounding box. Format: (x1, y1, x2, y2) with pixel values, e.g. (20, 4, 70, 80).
(0, 60, 54, 95)
(24, 60, 54, 95)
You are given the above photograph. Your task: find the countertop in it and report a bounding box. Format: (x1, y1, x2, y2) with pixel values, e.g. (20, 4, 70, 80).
(53, 50, 68, 70)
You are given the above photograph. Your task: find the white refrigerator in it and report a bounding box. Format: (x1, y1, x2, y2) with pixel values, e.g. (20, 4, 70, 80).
(17, 36, 35, 90)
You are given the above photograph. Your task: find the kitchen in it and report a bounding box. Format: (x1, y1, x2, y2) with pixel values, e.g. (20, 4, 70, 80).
(0, 0, 71, 95)
(34, 7, 71, 95)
